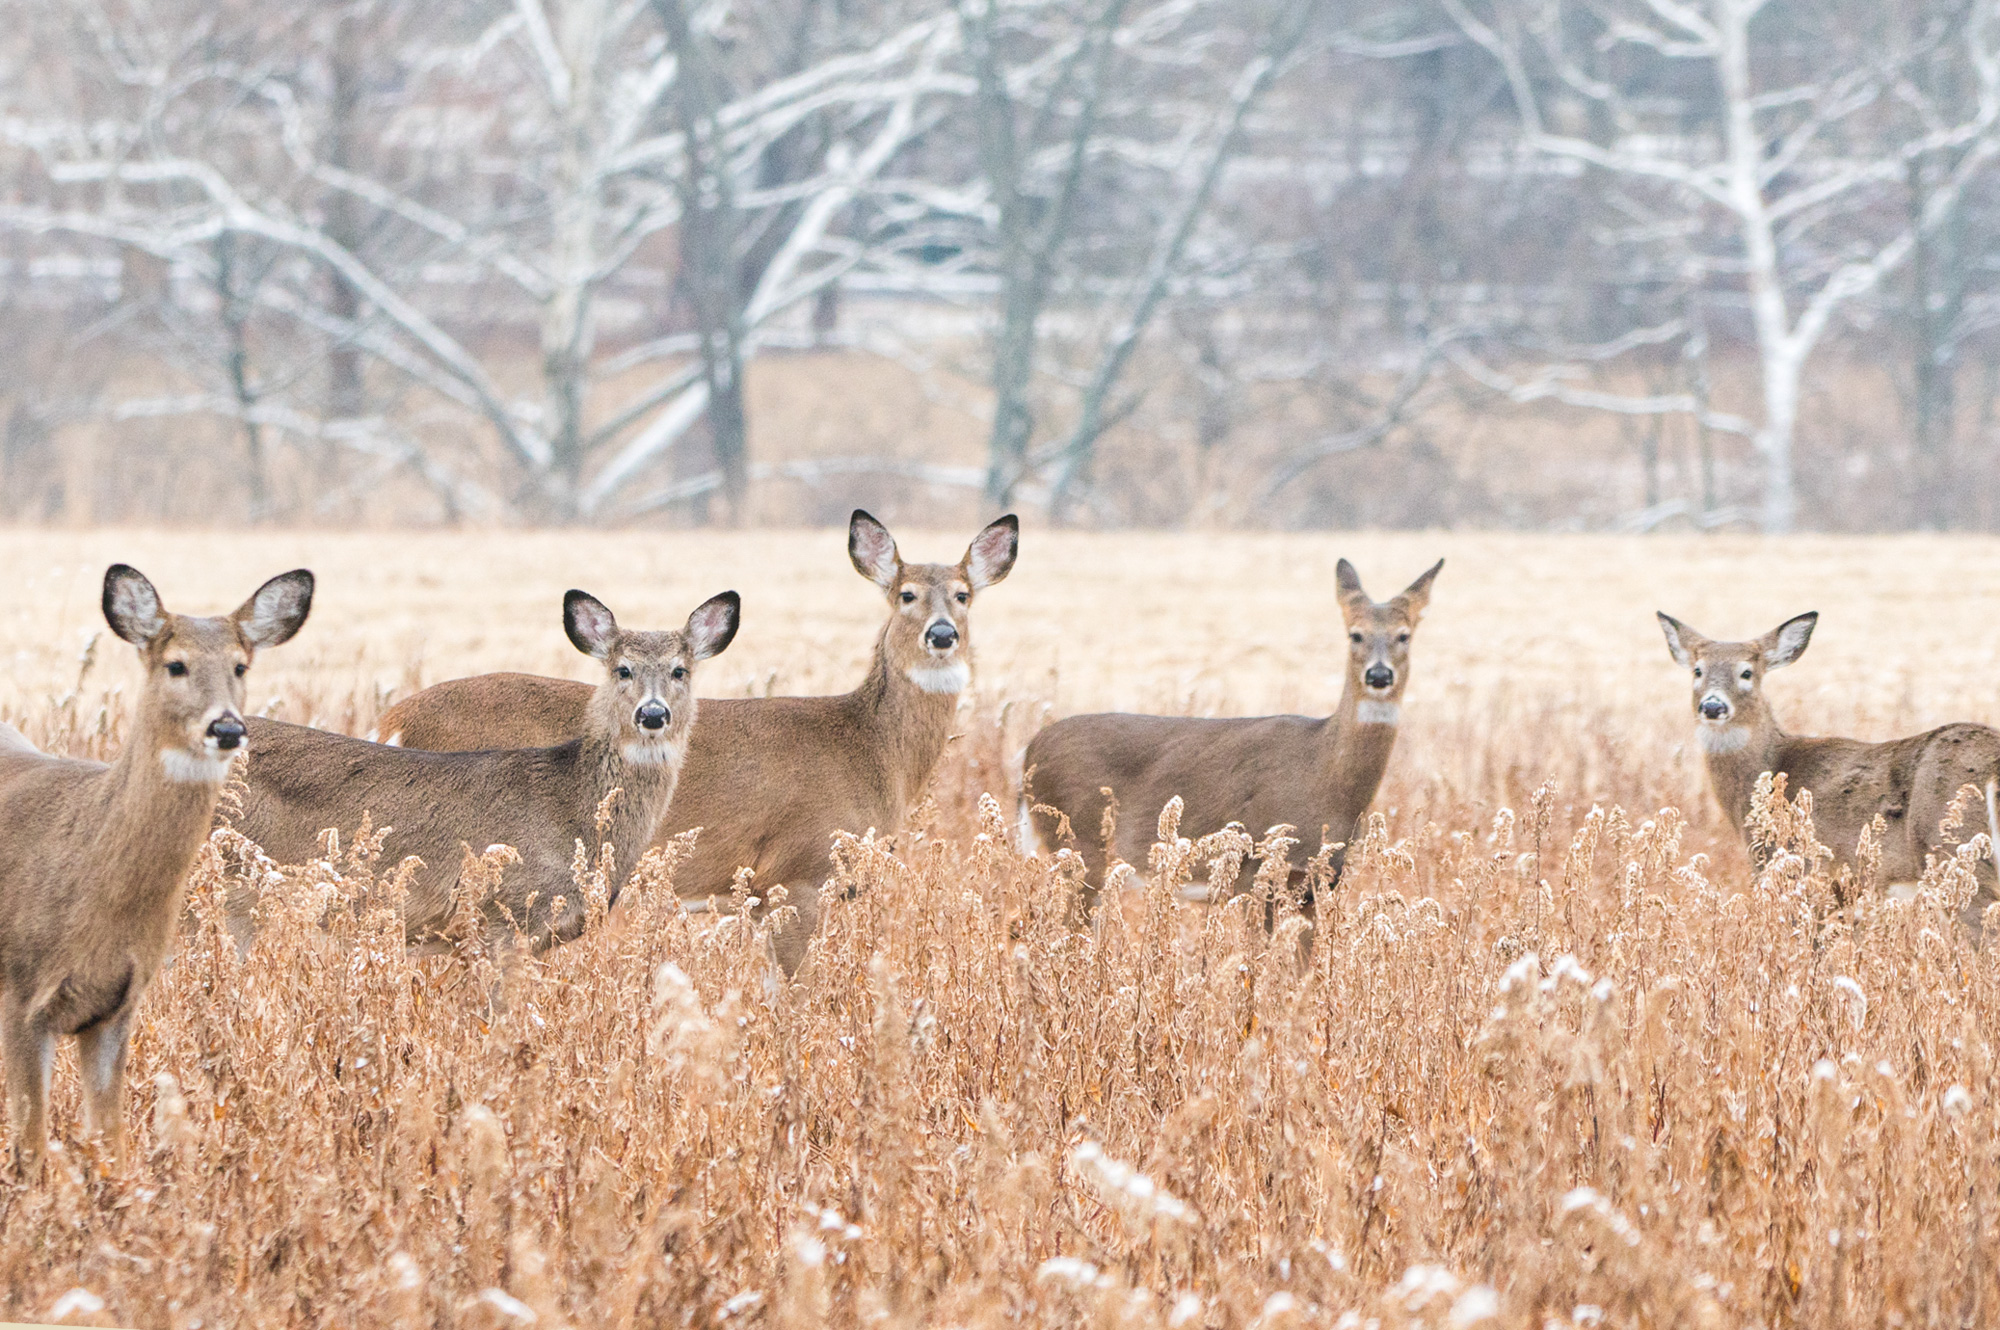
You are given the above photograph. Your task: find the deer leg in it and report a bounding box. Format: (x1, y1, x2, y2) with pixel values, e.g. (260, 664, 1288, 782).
(768, 881, 822, 979)
(74, 1007, 135, 1172)
(2, 1000, 54, 1179)
(1970, 780, 2000, 941)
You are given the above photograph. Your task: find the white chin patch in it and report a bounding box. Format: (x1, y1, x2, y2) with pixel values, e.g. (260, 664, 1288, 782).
(621, 739, 679, 766)
(1355, 700, 1401, 726)
(1697, 724, 1751, 754)
(160, 747, 236, 785)
(906, 660, 970, 694)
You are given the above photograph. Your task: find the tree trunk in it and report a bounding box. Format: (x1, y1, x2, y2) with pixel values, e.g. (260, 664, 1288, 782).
(215, 233, 270, 523)
(1908, 156, 1964, 530)
(659, 0, 749, 525)
(984, 287, 1038, 508)
(1755, 358, 1800, 535)
(324, 5, 367, 430)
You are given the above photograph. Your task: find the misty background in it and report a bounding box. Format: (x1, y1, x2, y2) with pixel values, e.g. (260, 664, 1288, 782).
(0, 0, 1996, 533)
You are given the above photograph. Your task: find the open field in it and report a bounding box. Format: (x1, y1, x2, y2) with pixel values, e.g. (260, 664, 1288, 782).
(5, 528, 2000, 1326)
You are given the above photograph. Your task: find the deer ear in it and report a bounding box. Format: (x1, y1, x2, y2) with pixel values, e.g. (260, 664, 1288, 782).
(1763, 612, 1817, 670)
(1657, 612, 1702, 668)
(563, 590, 619, 660)
(849, 510, 900, 589)
(103, 564, 168, 646)
(1391, 558, 1444, 616)
(1335, 558, 1370, 615)
(684, 591, 741, 662)
(234, 569, 314, 649)
(964, 514, 1019, 590)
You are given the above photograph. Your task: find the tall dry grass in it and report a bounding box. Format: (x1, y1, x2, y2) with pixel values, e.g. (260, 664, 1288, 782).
(4, 528, 2000, 1326)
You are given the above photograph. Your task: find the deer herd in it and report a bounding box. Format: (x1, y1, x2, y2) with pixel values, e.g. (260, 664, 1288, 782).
(3, 512, 1999, 1177)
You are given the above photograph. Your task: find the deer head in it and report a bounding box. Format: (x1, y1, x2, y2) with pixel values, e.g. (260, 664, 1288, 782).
(1335, 558, 1443, 724)
(102, 564, 315, 783)
(848, 510, 1019, 695)
(565, 589, 741, 765)
(1656, 610, 1817, 753)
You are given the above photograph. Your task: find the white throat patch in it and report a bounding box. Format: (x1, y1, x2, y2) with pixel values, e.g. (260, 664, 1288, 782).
(620, 739, 681, 767)
(1355, 700, 1401, 726)
(1697, 724, 1752, 755)
(906, 660, 970, 695)
(160, 747, 236, 785)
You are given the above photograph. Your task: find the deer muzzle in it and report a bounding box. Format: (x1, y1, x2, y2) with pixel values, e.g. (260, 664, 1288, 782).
(1699, 694, 1731, 721)
(1363, 664, 1395, 691)
(207, 714, 247, 751)
(635, 700, 670, 731)
(924, 619, 959, 652)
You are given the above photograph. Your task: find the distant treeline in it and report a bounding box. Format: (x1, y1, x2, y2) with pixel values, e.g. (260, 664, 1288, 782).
(0, 0, 1995, 532)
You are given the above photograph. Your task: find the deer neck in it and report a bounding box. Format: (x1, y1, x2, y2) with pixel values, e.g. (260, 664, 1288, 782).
(95, 709, 234, 917)
(576, 717, 684, 879)
(1697, 702, 1788, 833)
(1314, 677, 1404, 819)
(849, 630, 960, 820)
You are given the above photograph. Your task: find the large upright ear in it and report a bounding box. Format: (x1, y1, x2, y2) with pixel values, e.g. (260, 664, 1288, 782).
(1334, 558, 1369, 617)
(1762, 611, 1817, 671)
(849, 510, 900, 589)
(103, 564, 168, 646)
(963, 514, 1019, 590)
(564, 590, 619, 659)
(1391, 558, 1444, 617)
(234, 569, 315, 649)
(684, 590, 741, 662)
(1657, 612, 1703, 669)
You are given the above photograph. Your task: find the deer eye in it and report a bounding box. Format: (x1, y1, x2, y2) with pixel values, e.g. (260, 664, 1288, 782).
(900, 590, 917, 604)
(1739, 666, 1754, 680)
(1348, 631, 1363, 644)
(671, 666, 687, 680)
(234, 662, 247, 677)
(616, 665, 633, 680)
(955, 592, 969, 605)
(1396, 631, 1410, 644)
(165, 661, 188, 677)
(1693, 666, 1704, 679)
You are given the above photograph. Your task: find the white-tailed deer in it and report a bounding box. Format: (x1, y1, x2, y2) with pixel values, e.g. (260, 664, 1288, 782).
(1658, 611, 2000, 920)
(1026, 558, 1442, 913)
(0, 564, 314, 1176)
(231, 590, 739, 951)
(371, 511, 1020, 973)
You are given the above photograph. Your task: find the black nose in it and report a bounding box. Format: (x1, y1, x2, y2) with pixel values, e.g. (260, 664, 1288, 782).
(1364, 665, 1394, 690)
(208, 715, 246, 751)
(635, 701, 670, 731)
(1700, 697, 1730, 720)
(925, 621, 958, 651)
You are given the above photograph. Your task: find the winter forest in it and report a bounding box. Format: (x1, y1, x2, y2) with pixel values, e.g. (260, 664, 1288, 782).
(2, 0, 1997, 532)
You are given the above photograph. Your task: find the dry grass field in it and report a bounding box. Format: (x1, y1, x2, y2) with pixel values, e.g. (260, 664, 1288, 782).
(5, 526, 2000, 1327)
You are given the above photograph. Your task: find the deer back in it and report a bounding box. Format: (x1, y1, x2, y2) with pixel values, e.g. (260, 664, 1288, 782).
(1746, 727, 2000, 883)
(235, 719, 668, 946)
(375, 673, 588, 749)
(1028, 712, 1377, 889)
(366, 675, 948, 898)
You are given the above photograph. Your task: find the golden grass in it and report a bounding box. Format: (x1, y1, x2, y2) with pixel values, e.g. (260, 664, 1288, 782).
(5, 527, 2000, 1326)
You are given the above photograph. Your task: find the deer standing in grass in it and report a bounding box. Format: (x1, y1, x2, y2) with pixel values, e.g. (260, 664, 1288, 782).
(0, 565, 314, 1176)
(231, 590, 738, 951)
(1658, 611, 2000, 922)
(372, 512, 1019, 973)
(1026, 558, 1442, 914)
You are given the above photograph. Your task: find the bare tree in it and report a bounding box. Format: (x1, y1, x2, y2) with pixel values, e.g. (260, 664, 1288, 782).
(0, 0, 962, 522)
(1449, 0, 2000, 532)
(940, 0, 1314, 516)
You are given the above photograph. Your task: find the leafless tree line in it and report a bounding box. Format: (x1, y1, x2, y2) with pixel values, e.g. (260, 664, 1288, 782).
(0, 0, 1997, 531)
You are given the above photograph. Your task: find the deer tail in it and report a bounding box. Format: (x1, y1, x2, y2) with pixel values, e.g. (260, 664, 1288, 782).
(1017, 790, 1039, 857)
(1985, 779, 1999, 869)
